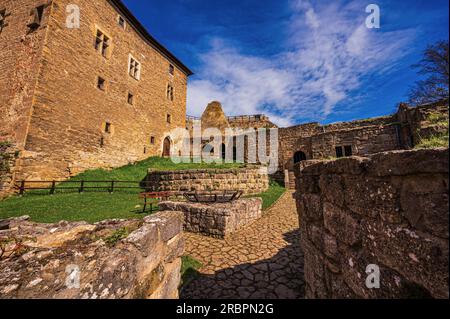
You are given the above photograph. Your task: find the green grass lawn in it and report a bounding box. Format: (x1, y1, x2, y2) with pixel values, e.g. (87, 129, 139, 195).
(250, 180, 286, 210)
(0, 157, 284, 223)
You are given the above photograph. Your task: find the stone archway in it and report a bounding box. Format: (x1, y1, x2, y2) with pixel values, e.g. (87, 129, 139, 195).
(293, 151, 307, 164)
(162, 137, 171, 157)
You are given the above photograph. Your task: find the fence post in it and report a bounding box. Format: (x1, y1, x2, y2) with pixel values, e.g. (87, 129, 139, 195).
(19, 181, 25, 196)
(79, 180, 84, 193)
(110, 181, 115, 194)
(50, 181, 56, 195)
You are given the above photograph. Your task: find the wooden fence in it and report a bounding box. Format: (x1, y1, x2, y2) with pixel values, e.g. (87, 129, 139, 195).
(15, 180, 156, 195)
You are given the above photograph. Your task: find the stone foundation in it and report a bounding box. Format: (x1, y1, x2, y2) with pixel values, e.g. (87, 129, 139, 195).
(0, 212, 184, 299)
(145, 167, 269, 195)
(0, 142, 19, 199)
(294, 148, 449, 299)
(159, 198, 263, 238)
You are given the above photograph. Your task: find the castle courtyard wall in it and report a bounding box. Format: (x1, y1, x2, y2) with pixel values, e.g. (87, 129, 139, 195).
(294, 148, 449, 298)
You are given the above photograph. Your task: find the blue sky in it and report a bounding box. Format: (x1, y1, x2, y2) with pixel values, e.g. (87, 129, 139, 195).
(123, 0, 449, 127)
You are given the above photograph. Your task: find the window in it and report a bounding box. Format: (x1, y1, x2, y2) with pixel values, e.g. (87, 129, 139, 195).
(100, 137, 104, 147)
(127, 92, 134, 105)
(0, 9, 7, 33)
(28, 5, 44, 30)
(97, 76, 106, 91)
(150, 136, 155, 144)
(105, 122, 111, 133)
(335, 146, 344, 158)
(166, 84, 174, 101)
(344, 145, 353, 157)
(166, 114, 172, 123)
(335, 145, 353, 158)
(169, 64, 174, 75)
(94, 29, 110, 58)
(118, 16, 126, 29)
(129, 56, 141, 80)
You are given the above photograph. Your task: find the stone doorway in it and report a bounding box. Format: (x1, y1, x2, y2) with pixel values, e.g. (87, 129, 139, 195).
(162, 137, 171, 157)
(293, 151, 307, 164)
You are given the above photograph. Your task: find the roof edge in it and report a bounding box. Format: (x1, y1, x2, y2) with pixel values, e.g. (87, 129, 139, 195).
(109, 0, 193, 76)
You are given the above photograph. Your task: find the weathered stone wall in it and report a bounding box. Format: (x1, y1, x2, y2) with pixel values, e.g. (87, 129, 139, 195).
(397, 101, 449, 147)
(279, 121, 401, 173)
(0, 142, 19, 198)
(145, 167, 269, 195)
(0, 0, 50, 147)
(159, 198, 262, 239)
(0, 211, 184, 299)
(2, 0, 190, 182)
(294, 148, 449, 299)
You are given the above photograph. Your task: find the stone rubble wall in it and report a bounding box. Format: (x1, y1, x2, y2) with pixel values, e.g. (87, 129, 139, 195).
(294, 148, 449, 299)
(0, 212, 185, 299)
(145, 167, 269, 195)
(0, 143, 19, 199)
(159, 198, 263, 239)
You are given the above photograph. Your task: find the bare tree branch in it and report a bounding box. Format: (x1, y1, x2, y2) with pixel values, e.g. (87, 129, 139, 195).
(409, 40, 449, 105)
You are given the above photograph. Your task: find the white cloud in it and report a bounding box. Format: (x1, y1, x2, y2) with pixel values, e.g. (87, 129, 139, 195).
(187, 0, 415, 127)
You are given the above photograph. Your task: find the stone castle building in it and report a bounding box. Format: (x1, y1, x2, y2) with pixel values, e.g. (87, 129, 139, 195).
(0, 0, 192, 184)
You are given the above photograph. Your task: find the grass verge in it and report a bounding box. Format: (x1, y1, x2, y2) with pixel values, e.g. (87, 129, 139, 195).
(180, 255, 203, 288)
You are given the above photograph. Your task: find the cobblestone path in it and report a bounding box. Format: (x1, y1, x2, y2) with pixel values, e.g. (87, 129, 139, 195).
(181, 191, 305, 299)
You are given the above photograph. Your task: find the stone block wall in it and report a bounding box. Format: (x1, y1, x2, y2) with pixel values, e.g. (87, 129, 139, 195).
(145, 167, 269, 195)
(159, 198, 263, 238)
(0, 0, 50, 147)
(0, 142, 19, 198)
(0, 211, 185, 299)
(294, 148, 449, 299)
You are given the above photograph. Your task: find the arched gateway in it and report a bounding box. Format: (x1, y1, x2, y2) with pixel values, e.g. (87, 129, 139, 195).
(162, 137, 171, 157)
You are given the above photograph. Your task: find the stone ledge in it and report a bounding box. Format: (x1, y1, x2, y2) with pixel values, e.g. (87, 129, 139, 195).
(0, 212, 184, 299)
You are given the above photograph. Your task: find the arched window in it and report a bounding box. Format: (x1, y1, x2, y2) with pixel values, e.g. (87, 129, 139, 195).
(294, 151, 307, 164)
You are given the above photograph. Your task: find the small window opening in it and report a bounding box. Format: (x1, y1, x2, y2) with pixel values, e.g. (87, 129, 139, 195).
(28, 5, 44, 29)
(128, 92, 134, 105)
(118, 16, 126, 29)
(97, 77, 106, 91)
(150, 136, 155, 144)
(335, 146, 344, 158)
(344, 145, 353, 157)
(166, 84, 174, 101)
(166, 114, 172, 123)
(105, 122, 111, 133)
(169, 64, 174, 75)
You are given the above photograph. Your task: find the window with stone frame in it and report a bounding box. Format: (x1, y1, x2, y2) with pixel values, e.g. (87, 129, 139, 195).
(128, 55, 141, 80)
(94, 29, 111, 58)
(104, 122, 112, 133)
(166, 83, 174, 101)
(169, 64, 174, 75)
(150, 136, 155, 144)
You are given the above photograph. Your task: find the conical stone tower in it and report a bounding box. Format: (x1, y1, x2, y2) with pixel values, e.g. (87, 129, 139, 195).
(200, 101, 230, 133)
